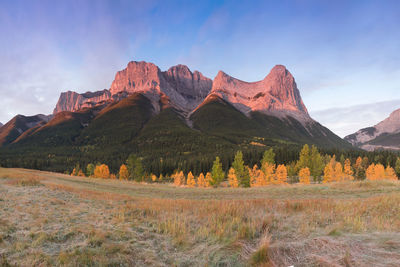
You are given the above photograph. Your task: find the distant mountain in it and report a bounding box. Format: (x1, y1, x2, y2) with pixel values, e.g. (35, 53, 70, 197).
(0, 114, 51, 146)
(0, 60, 351, 172)
(0, 122, 3, 128)
(345, 108, 400, 151)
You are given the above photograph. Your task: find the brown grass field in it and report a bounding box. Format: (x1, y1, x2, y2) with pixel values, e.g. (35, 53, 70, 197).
(0, 168, 400, 266)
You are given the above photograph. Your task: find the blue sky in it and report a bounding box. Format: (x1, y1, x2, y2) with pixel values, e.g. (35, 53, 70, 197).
(1, 0, 400, 137)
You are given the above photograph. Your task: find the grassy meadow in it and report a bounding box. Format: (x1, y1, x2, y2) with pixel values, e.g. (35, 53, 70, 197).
(0, 168, 400, 266)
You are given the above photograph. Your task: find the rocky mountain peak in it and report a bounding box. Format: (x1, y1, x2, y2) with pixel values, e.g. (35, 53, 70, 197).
(209, 65, 309, 117)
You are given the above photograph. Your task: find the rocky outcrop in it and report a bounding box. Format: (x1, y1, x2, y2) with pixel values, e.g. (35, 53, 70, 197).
(0, 122, 3, 128)
(109, 61, 212, 112)
(207, 65, 309, 119)
(53, 89, 111, 114)
(0, 114, 51, 146)
(345, 108, 400, 150)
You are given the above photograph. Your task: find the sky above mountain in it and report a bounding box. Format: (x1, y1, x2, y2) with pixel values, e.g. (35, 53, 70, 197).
(1, 0, 399, 137)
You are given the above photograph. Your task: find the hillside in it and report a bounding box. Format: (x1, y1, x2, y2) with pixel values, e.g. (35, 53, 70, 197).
(345, 108, 400, 150)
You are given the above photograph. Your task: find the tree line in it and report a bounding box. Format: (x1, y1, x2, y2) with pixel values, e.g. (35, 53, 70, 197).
(70, 144, 399, 187)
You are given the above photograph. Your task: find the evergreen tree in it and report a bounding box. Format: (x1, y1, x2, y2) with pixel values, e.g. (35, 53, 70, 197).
(261, 148, 275, 172)
(395, 157, 400, 178)
(86, 163, 95, 177)
(211, 156, 225, 186)
(232, 151, 250, 187)
(126, 154, 144, 181)
(309, 145, 324, 181)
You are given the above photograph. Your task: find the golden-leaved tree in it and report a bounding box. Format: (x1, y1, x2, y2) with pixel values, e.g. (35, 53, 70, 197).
(323, 164, 334, 183)
(205, 172, 212, 187)
(119, 164, 129, 180)
(298, 167, 310, 184)
(275, 164, 287, 184)
(263, 162, 276, 185)
(94, 164, 110, 179)
(227, 167, 239, 188)
(343, 158, 354, 181)
(186, 171, 196, 187)
(173, 171, 185, 186)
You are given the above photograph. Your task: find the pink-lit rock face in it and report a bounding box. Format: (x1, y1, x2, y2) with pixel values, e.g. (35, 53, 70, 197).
(109, 61, 212, 111)
(208, 65, 309, 116)
(53, 89, 111, 114)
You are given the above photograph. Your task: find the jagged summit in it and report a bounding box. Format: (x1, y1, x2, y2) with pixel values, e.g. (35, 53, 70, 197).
(209, 65, 308, 117)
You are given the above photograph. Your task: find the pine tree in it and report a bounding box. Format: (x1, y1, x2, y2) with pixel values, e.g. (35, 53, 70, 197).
(298, 167, 310, 184)
(296, 144, 311, 173)
(126, 154, 145, 181)
(227, 167, 239, 188)
(119, 164, 129, 180)
(211, 156, 225, 186)
(86, 163, 95, 177)
(186, 171, 196, 187)
(232, 151, 250, 187)
(309, 145, 324, 181)
(261, 148, 275, 172)
(275, 164, 287, 184)
(395, 158, 400, 178)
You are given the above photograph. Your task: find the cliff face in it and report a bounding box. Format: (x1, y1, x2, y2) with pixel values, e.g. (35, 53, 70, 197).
(109, 61, 212, 111)
(52, 61, 310, 125)
(208, 65, 308, 118)
(53, 89, 111, 114)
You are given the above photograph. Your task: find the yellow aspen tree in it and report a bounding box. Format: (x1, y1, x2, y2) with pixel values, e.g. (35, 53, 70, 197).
(333, 162, 343, 182)
(298, 167, 310, 184)
(159, 174, 163, 182)
(151, 174, 157, 182)
(110, 174, 117, 179)
(77, 170, 85, 177)
(275, 164, 288, 184)
(205, 172, 212, 187)
(263, 162, 276, 185)
(197, 173, 206, 187)
(227, 167, 239, 188)
(71, 168, 77, 176)
(119, 164, 129, 180)
(323, 164, 334, 183)
(343, 158, 354, 181)
(173, 171, 185, 186)
(366, 164, 375, 180)
(385, 166, 397, 180)
(94, 164, 110, 179)
(249, 165, 259, 186)
(186, 172, 196, 187)
(374, 164, 385, 180)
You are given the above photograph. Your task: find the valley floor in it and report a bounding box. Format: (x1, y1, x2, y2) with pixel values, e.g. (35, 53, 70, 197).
(0, 168, 400, 266)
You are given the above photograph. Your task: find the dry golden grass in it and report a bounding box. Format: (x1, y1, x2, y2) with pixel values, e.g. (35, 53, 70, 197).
(0, 167, 400, 266)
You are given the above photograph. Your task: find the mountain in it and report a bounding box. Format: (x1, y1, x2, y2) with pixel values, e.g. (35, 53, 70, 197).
(0, 122, 3, 128)
(0, 60, 350, 173)
(53, 89, 112, 114)
(345, 108, 400, 151)
(0, 114, 51, 146)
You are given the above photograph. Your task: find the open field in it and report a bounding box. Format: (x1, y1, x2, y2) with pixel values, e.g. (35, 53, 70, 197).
(1, 168, 400, 266)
